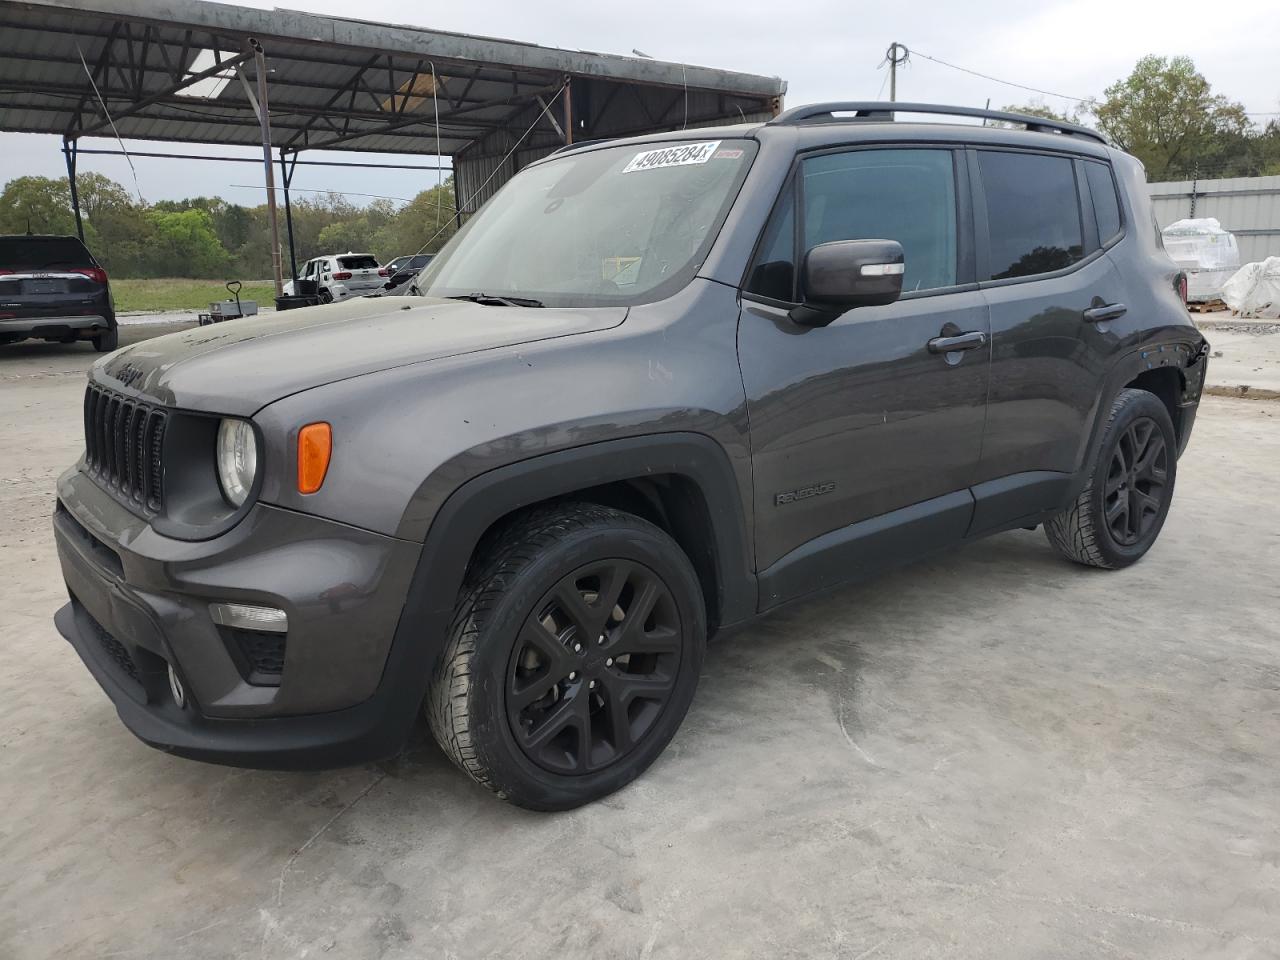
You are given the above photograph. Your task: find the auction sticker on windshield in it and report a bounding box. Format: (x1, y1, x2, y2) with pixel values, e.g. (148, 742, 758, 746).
(622, 141, 721, 173)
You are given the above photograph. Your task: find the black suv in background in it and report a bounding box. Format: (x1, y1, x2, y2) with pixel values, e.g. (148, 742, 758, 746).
(52, 103, 1207, 810)
(0, 234, 117, 351)
(382, 253, 434, 293)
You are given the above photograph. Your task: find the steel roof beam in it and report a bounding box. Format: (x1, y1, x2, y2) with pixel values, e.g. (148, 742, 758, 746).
(73, 45, 255, 137)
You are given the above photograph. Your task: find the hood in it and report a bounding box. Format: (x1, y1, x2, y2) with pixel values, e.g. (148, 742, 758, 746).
(94, 296, 627, 415)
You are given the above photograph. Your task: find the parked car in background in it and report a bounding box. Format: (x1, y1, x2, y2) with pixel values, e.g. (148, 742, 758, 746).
(0, 234, 117, 351)
(382, 254, 434, 293)
(282, 252, 387, 303)
(52, 103, 1208, 811)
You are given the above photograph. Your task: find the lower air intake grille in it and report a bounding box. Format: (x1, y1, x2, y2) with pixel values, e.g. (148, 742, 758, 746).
(225, 628, 286, 686)
(88, 614, 141, 686)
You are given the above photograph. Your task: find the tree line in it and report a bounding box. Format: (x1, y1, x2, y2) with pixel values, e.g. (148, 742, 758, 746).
(1005, 55, 1280, 182)
(0, 172, 458, 279)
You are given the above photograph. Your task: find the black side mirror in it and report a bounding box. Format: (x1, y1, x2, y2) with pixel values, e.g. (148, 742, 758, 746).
(790, 239, 905, 326)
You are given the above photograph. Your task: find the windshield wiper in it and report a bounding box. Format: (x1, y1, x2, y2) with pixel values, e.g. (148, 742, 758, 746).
(447, 292, 544, 308)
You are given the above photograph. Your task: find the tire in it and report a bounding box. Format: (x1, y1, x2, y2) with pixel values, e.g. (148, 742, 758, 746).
(92, 326, 119, 353)
(319, 289, 334, 304)
(1045, 388, 1178, 569)
(426, 502, 706, 810)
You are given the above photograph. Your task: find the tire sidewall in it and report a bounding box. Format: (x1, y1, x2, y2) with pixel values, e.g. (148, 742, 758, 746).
(1091, 390, 1178, 566)
(93, 327, 118, 353)
(465, 520, 706, 809)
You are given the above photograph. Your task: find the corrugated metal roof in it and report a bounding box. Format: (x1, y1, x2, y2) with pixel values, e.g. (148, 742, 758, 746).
(0, 0, 785, 157)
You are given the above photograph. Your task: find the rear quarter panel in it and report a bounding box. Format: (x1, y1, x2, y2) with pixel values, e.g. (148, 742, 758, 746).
(1068, 150, 1208, 474)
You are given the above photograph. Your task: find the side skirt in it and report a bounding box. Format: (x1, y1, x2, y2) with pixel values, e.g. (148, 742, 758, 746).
(757, 490, 975, 611)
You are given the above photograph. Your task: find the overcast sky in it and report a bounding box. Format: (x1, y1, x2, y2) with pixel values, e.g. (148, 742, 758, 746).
(1, 0, 1277, 205)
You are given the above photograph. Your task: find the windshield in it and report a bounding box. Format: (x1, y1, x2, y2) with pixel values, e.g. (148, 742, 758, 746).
(416, 138, 757, 308)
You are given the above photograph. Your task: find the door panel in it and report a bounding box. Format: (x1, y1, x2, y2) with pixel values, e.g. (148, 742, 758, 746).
(740, 145, 990, 584)
(741, 292, 990, 573)
(971, 148, 1128, 486)
(978, 254, 1126, 481)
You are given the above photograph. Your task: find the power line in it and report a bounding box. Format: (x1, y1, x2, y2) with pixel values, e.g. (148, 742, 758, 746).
(909, 48, 1092, 103)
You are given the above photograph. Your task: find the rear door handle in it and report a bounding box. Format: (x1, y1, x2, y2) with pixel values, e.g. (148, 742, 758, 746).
(927, 331, 987, 353)
(1083, 302, 1127, 323)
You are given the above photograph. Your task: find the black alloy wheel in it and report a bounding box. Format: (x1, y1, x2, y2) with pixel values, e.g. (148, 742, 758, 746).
(506, 559, 682, 775)
(427, 502, 706, 810)
(1103, 416, 1168, 546)
(1045, 387, 1179, 570)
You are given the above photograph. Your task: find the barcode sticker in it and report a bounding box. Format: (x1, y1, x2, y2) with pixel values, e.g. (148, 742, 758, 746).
(622, 141, 722, 173)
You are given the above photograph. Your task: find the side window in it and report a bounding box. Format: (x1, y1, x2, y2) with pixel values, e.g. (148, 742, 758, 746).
(1084, 161, 1122, 244)
(978, 151, 1083, 280)
(801, 149, 958, 293)
(745, 183, 796, 301)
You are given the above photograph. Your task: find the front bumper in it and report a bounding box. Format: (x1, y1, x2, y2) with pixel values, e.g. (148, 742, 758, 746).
(53, 465, 425, 769)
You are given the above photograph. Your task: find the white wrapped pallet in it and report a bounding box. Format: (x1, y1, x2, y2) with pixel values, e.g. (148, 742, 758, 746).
(1222, 258, 1280, 319)
(1161, 217, 1241, 302)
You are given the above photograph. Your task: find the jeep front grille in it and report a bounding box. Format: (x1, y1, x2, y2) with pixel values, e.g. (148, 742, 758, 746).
(83, 384, 167, 511)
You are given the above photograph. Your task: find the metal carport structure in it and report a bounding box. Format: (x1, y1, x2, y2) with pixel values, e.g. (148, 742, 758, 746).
(0, 0, 786, 292)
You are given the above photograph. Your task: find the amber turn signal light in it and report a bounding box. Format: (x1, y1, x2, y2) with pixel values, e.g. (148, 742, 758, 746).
(297, 422, 332, 494)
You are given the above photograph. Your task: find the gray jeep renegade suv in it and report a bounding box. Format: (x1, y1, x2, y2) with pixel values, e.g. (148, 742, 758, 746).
(53, 103, 1208, 810)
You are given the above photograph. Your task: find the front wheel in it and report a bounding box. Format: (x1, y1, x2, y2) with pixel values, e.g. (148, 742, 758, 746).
(427, 503, 706, 810)
(1045, 388, 1178, 569)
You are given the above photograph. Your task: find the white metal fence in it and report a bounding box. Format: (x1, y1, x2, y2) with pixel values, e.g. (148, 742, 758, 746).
(1148, 175, 1280, 264)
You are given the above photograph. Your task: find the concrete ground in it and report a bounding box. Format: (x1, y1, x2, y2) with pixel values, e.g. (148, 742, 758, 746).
(1, 329, 1279, 960)
(1197, 316, 1280, 399)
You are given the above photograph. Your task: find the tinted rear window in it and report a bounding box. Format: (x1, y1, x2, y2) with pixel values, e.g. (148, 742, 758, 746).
(1085, 161, 1122, 244)
(338, 255, 379, 270)
(0, 237, 93, 269)
(978, 151, 1084, 280)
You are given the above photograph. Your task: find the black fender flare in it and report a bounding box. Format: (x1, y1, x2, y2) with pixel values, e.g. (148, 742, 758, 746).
(368, 432, 758, 752)
(1067, 338, 1203, 501)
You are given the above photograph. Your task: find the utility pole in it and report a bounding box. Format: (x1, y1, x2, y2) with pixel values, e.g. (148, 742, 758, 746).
(886, 43, 909, 102)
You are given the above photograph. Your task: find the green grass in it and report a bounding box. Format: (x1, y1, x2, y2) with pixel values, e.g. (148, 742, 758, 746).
(111, 278, 276, 313)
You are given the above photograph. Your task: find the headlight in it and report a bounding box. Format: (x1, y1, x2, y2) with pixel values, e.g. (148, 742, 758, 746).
(216, 418, 257, 507)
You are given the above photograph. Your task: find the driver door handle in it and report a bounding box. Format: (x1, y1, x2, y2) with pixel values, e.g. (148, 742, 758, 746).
(927, 331, 987, 353)
(1083, 302, 1127, 323)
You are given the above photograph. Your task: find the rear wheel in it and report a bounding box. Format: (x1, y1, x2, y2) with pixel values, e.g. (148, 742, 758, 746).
(92, 326, 118, 353)
(319, 289, 334, 304)
(1045, 388, 1177, 569)
(427, 503, 706, 810)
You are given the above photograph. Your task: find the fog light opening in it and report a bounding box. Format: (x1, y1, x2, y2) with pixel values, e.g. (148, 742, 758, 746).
(168, 663, 186, 709)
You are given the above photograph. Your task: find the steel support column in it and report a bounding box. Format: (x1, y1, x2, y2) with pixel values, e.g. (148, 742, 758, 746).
(62, 137, 84, 242)
(278, 149, 298, 281)
(563, 76, 573, 145)
(250, 40, 283, 297)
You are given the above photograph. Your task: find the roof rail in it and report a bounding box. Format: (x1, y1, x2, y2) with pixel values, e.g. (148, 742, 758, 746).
(549, 137, 616, 156)
(768, 102, 1107, 144)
